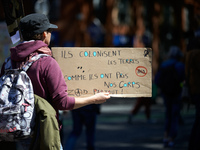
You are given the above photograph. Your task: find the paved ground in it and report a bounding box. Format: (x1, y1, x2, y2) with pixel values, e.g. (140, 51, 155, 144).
(61, 97, 195, 150)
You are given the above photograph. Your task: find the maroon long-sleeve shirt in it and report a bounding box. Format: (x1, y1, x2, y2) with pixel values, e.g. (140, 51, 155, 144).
(0, 40, 75, 117)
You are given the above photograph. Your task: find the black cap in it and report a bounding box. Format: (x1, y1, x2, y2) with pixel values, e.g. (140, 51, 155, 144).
(19, 13, 58, 34)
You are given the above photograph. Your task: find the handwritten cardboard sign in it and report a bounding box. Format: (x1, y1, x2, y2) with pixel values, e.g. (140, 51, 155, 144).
(52, 47, 152, 97)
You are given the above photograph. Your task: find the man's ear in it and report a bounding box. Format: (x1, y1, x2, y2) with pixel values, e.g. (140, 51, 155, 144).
(43, 31, 47, 38)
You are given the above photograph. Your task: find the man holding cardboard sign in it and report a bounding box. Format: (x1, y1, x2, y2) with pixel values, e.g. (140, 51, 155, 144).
(0, 13, 110, 150)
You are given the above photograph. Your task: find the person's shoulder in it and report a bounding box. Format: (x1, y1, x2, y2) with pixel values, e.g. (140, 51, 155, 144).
(40, 55, 56, 62)
(38, 55, 59, 68)
(160, 59, 174, 68)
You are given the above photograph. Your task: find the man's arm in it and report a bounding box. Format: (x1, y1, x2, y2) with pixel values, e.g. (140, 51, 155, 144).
(73, 92, 110, 109)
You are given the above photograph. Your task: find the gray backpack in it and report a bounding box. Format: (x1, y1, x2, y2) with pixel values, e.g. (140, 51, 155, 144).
(0, 54, 48, 141)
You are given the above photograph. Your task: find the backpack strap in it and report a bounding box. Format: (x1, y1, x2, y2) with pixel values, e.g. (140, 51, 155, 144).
(22, 54, 49, 72)
(4, 54, 49, 72)
(4, 57, 12, 71)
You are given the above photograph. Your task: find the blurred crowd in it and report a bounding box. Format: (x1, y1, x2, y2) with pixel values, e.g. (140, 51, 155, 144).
(0, 0, 200, 149)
